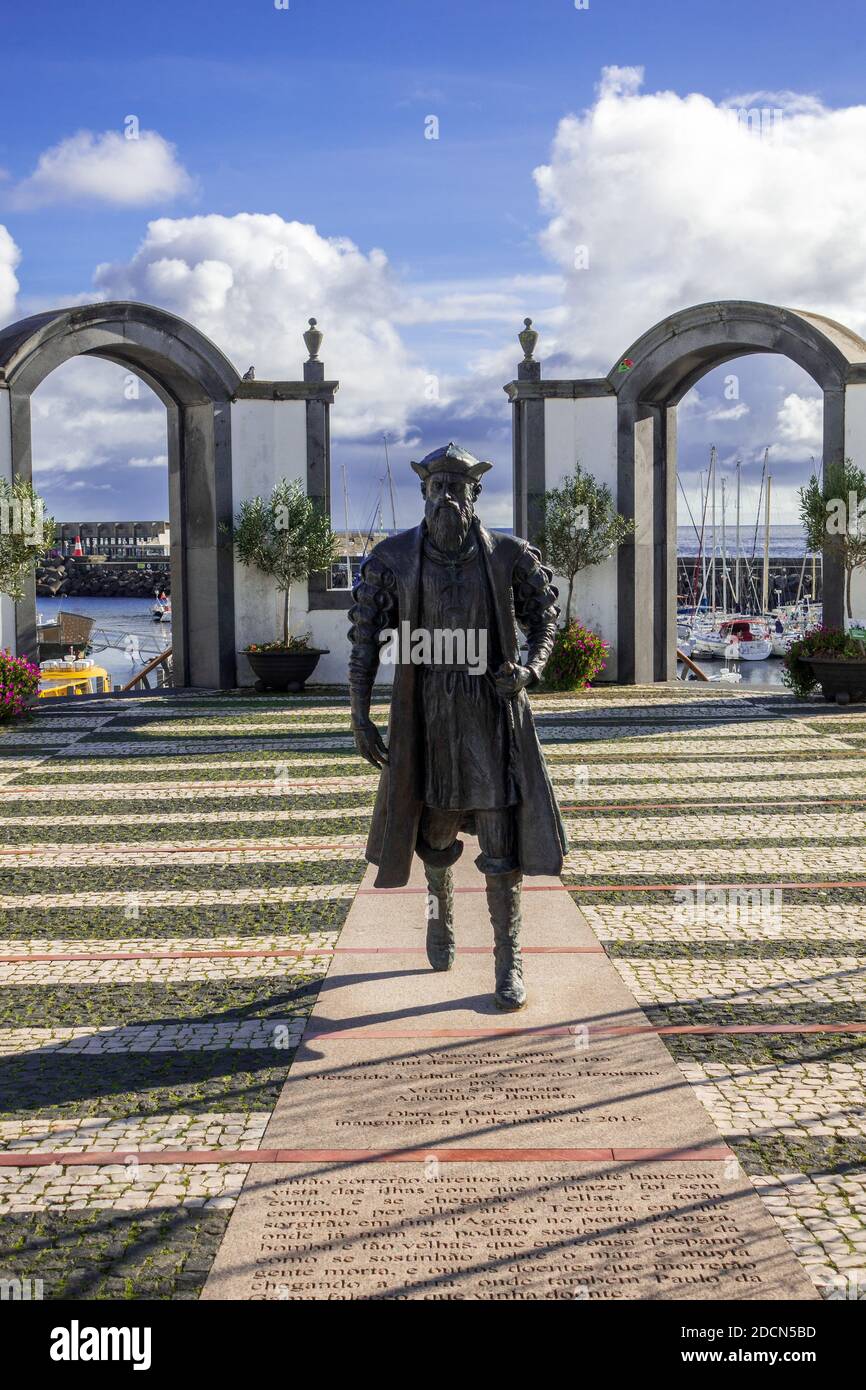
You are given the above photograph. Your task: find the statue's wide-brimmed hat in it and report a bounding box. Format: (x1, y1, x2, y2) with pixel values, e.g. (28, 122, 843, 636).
(410, 442, 493, 483)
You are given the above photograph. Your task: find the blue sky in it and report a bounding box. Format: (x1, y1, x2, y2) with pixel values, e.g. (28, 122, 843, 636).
(2, 0, 865, 526)
(4, 0, 863, 294)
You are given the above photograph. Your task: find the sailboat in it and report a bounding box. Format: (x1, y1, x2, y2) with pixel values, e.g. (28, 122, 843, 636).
(689, 447, 773, 660)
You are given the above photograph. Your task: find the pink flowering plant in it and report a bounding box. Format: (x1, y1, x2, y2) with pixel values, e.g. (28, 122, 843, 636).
(0, 650, 40, 723)
(542, 619, 609, 691)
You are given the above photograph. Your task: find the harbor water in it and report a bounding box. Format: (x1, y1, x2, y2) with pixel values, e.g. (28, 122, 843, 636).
(37, 596, 171, 688)
(683, 655, 789, 687)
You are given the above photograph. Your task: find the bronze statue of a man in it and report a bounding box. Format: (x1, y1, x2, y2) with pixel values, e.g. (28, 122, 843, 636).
(347, 443, 568, 1010)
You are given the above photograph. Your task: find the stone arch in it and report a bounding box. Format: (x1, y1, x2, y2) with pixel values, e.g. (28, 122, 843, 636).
(609, 301, 866, 680)
(0, 301, 242, 687)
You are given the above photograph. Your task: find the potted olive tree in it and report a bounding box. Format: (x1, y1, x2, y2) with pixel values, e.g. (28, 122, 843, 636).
(536, 461, 632, 689)
(799, 458, 866, 621)
(538, 461, 634, 625)
(0, 477, 56, 603)
(231, 478, 338, 691)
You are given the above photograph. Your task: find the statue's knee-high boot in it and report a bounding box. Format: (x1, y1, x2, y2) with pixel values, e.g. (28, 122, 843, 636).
(424, 864, 455, 971)
(485, 869, 526, 1010)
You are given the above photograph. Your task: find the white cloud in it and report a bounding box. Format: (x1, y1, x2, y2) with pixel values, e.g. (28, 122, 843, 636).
(10, 130, 194, 209)
(721, 90, 826, 119)
(705, 402, 750, 422)
(128, 454, 169, 469)
(0, 222, 21, 323)
(774, 391, 823, 458)
(92, 213, 441, 438)
(30, 358, 166, 489)
(20, 68, 866, 527)
(532, 67, 866, 375)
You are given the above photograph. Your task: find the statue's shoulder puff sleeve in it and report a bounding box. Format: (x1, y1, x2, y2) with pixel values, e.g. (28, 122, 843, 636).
(512, 543, 559, 622)
(347, 552, 397, 644)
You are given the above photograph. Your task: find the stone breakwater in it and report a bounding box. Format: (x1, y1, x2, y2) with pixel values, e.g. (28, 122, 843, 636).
(36, 560, 170, 600)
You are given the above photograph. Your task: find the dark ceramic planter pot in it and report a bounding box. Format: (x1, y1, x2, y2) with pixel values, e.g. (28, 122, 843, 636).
(242, 648, 329, 693)
(807, 657, 866, 705)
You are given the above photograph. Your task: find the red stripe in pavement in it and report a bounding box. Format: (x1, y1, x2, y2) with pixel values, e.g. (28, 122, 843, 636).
(0, 1145, 732, 1168)
(0, 843, 357, 857)
(559, 798, 866, 811)
(611, 1022, 866, 1036)
(0, 948, 326, 963)
(305, 1025, 579, 1039)
(328, 946, 605, 954)
(361, 879, 866, 894)
(564, 879, 866, 892)
(305, 1022, 866, 1038)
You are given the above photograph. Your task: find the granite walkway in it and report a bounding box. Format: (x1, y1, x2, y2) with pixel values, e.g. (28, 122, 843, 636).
(202, 850, 815, 1300)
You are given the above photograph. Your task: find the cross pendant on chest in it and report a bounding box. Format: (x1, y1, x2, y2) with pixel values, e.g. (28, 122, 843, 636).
(442, 562, 464, 627)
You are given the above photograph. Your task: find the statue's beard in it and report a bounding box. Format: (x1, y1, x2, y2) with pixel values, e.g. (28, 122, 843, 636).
(425, 498, 474, 554)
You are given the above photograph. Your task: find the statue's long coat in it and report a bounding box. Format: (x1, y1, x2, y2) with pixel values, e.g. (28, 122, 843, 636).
(351, 521, 568, 889)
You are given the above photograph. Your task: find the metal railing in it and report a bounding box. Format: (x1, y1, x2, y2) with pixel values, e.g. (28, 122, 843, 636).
(119, 647, 173, 692)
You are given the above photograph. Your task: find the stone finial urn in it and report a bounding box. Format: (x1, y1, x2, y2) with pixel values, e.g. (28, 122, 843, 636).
(518, 317, 538, 362)
(303, 317, 324, 362)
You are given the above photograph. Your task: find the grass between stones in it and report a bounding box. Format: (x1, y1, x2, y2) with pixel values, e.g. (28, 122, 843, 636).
(571, 887, 866, 905)
(0, 1208, 232, 1300)
(0, 977, 323, 1028)
(0, 861, 367, 895)
(0, 814, 371, 845)
(1, 1051, 300, 1120)
(0, 900, 351, 941)
(607, 940, 866, 958)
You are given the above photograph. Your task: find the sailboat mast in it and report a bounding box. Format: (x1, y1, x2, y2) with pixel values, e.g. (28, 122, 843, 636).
(341, 463, 352, 589)
(735, 461, 741, 611)
(382, 433, 398, 532)
(749, 448, 769, 615)
(710, 447, 717, 615)
(721, 475, 728, 617)
(762, 473, 772, 614)
(699, 471, 706, 609)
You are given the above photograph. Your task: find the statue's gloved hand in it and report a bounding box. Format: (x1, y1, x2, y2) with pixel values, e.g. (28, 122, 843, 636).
(352, 718, 390, 769)
(493, 662, 534, 699)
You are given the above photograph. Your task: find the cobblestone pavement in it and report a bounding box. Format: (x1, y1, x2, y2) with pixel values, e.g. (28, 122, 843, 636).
(585, 904, 866, 941)
(549, 689, 866, 1295)
(0, 1113, 270, 1152)
(0, 883, 356, 910)
(0, 1163, 248, 1212)
(752, 1174, 866, 1291)
(615, 958, 865, 1007)
(678, 1061, 866, 1138)
(1, 683, 865, 1299)
(0, 1020, 308, 1053)
(0, 933, 339, 954)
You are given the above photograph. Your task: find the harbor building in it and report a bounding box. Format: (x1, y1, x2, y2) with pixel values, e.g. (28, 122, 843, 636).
(53, 522, 170, 561)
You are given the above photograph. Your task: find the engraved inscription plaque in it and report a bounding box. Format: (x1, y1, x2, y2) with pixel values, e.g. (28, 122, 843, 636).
(266, 1033, 714, 1150)
(203, 1161, 818, 1302)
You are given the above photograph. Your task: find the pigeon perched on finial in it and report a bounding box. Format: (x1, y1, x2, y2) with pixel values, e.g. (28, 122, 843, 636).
(242, 365, 255, 381)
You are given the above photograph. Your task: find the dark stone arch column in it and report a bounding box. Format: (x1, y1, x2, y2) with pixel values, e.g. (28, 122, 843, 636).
(615, 398, 657, 683)
(0, 302, 242, 688)
(609, 301, 866, 681)
(821, 384, 847, 632)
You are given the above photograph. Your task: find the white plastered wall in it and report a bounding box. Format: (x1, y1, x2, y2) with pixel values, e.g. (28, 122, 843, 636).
(306, 608, 383, 687)
(845, 382, 866, 625)
(230, 397, 309, 684)
(0, 390, 15, 654)
(543, 394, 619, 678)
